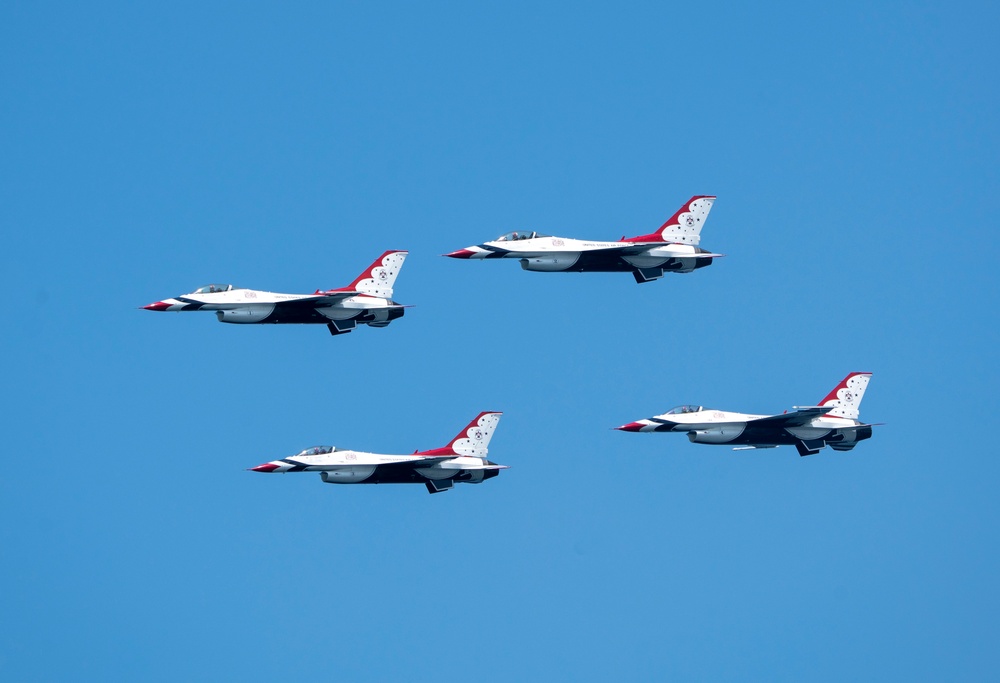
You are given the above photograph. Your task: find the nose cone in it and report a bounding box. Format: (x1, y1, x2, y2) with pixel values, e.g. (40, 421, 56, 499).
(615, 421, 645, 432)
(250, 462, 280, 472)
(143, 300, 173, 311)
(443, 248, 477, 259)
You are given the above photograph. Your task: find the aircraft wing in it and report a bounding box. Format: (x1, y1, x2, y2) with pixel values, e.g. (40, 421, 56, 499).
(373, 455, 461, 471)
(747, 407, 833, 429)
(269, 291, 363, 309)
(590, 245, 667, 256)
(173, 296, 244, 310)
(309, 291, 368, 306)
(588, 245, 724, 258)
(313, 454, 459, 471)
(408, 455, 461, 465)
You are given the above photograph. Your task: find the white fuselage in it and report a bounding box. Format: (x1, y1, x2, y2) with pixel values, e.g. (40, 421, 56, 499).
(619, 408, 867, 451)
(152, 289, 393, 314)
(446, 234, 717, 281)
(144, 287, 403, 331)
(145, 250, 410, 334)
(461, 236, 701, 261)
(251, 410, 506, 493)
(265, 449, 492, 475)
(444, 196, 719, 281)
(253, 448, 505, 488)
(647, 409, 857, 432)
(617, 372, 875, 455)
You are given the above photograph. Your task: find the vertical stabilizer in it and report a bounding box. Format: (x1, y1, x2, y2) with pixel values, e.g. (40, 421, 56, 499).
(819, 373, 873, 420)
(419, 412, 503, 459)
(626, 196, 716, 244)
(347, 250, 408, 298)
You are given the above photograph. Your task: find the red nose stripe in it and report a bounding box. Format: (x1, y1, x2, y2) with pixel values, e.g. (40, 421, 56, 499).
(251, 463, 280, 472)
(143, 301, 172, 311)
(615, 422, 644, 432)
(443, 249, 475, 259)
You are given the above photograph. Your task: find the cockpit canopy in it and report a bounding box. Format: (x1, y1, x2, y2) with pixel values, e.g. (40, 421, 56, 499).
(495, 230, 550, 242)
(665, 405, 704, 415)
(297, 446, 335, 456)
(193, 284, 233, 294)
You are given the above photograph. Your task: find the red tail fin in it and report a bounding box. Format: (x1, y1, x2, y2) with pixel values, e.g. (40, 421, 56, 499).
(626, 196, 716, 244)
(819, 372, 873, 420)
(417, 412, 503, 458)
(320, 250, 408, 298)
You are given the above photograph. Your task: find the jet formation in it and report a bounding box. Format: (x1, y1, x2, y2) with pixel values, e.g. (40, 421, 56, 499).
(250, 412, 506, 494)
(143, 250, 407, 336)
(616, 372, 877, 456)
(445, 195, 722, 283)
(138, 194, 877, 496)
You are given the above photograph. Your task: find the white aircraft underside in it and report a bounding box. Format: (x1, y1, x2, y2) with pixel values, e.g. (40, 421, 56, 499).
(250, 412, 507, 494)
(445, 196, 723, 283)
(143, 250, 408, 335)
(616, 373, 877, 456)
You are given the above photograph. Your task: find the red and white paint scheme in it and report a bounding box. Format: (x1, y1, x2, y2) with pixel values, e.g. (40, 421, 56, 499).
(616, 373, 877, 456)
(142, 251, 408, 336)
(249, 412, 507, 494)
(444, 196, 722, 283)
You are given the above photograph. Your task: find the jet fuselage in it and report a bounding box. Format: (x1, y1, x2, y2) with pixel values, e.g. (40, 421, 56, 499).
(447, 236, 716, 275)
(616, 373, 877, 456)
(145, 288, 404, 326)
(444, 196, 720, 283)
(252, 449, 502, 486)
(142, 250, 409, 335)
(250, 412, 507, 494)
(618, 409, 873, 452)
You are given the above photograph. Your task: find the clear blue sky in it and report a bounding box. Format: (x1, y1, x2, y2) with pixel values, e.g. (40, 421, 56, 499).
(2, 2, 997, 680)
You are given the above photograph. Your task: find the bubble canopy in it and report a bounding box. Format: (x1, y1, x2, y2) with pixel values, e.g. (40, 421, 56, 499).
(296, 446, 336, 456)
(495, 230, 550, 242)
(192, 284, 233, 294)
(664, 405, 704, 415)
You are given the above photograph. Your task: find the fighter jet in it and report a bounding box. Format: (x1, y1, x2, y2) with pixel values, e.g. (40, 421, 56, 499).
(142, 250, 407, 336)
(249, 412, 507, 494)
(615, 373, 877, 456)
(444, 196, 722, 283)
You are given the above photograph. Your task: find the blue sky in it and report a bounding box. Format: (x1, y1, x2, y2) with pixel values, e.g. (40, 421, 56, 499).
(1, 1, 998, 680)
